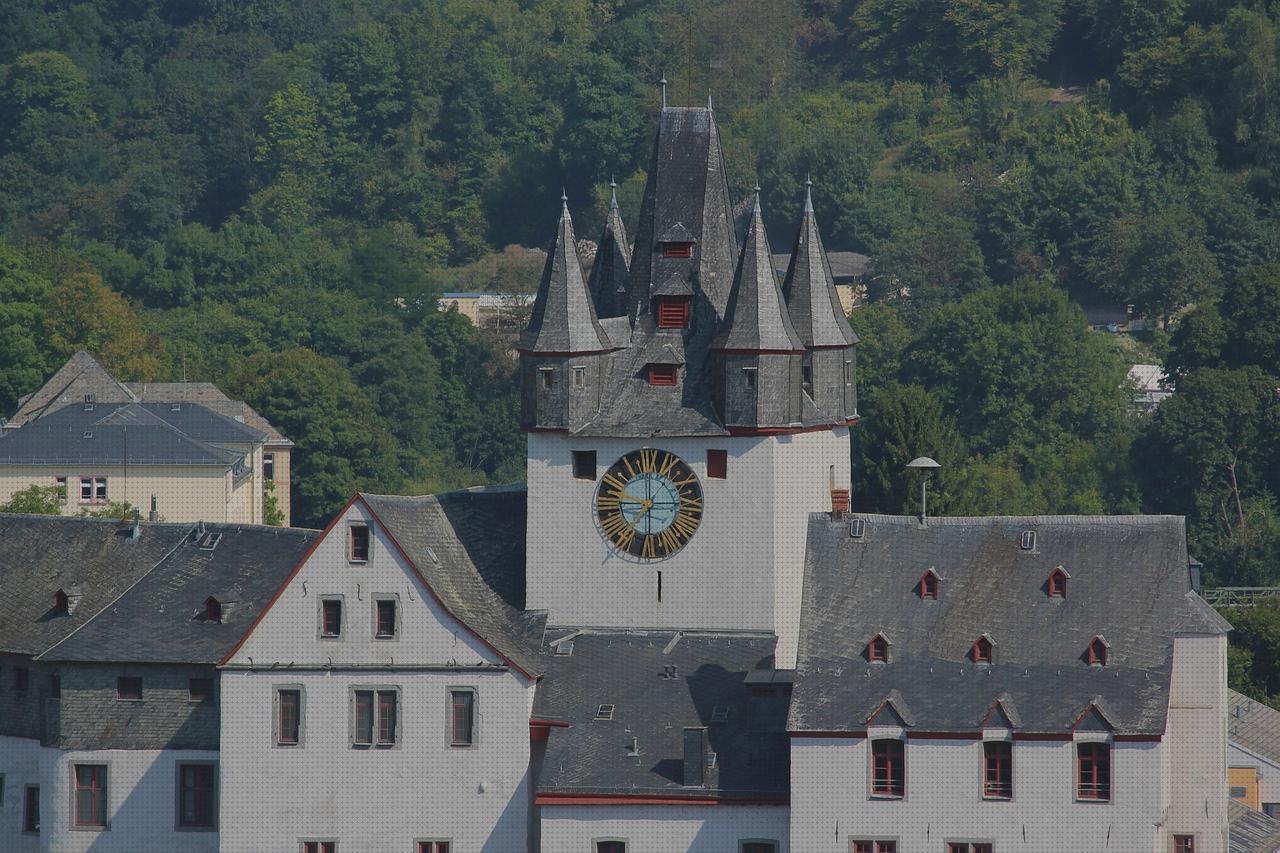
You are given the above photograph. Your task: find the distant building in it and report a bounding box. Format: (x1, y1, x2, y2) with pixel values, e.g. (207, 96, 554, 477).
(1229, 690, 1280, 817)
(1, 352, 292, 525)
(774, 249, 868, 316)
(437, 291, 534, 332)
(1129, 363, 1174, 412)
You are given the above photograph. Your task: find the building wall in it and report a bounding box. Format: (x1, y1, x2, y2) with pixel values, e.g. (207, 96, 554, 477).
(790, 734, 1166, 852)
(0, 466, 255, 524)
(265, 445, 292, 527)
(1227, 743, 1280, 813)
(0, 654, 52, 742)
(1166, 633, 1229, 852)
(539, 803, 789, 852)
(525, 429, 850, 668)
(49, 664, 219, 751)
(220, 500, 536, 852)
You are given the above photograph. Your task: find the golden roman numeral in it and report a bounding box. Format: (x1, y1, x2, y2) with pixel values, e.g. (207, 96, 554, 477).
(672, 512, 699, 539)
(658, 527, 681, 554)
(674, 474, 697, 487)
(639, 449, 659, 472)
(680, 495, 703, 511)
(602, 472, 628, 492)
(641, 536, 657, 559)
(658, 453, 678, 477)
(597, 496, 620, 510)
(623, 455, 637, 478)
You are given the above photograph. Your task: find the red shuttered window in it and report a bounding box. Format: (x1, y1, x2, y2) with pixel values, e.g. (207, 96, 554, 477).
(983, 741, 1012, 799)
(73, 765, 107, 828)
(1077, 742, 1111, 801)
(656, 299, 689, 328)
(871, 739, 905, 797)
(648, 365, 678, 386)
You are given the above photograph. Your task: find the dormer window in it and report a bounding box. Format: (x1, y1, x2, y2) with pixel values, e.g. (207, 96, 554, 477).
(204, 597, 222, 623)
(918, 569, 939, 600)
(350, 524, 370, 563)
(867, 633, 890, 664)
(1087, 636, 1109, 666)
(662, 242, 693, 258)
(972, 635, 994, 665)
(1048, 567, 1068, 598)
(54, 589, 69, 614)
(656, 298, 690, 329)
(648, 364, 678, 387)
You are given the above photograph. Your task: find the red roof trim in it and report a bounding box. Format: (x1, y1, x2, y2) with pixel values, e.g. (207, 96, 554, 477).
(791, 730, 867, 739)
(516, 347, 621, 357)
(726, 419, 859, 437)
(907, 730, 983, 741)
(795, 729, 1162, 741)
(360, 497, 539, 682)
(522, 426, 570, 434)
(535, 793, 789, 806)
(530, 716, 570, 728)
(711, 347, 806, 355)
(1114, 734, 1163, 742)
(216, 494, 359, 667)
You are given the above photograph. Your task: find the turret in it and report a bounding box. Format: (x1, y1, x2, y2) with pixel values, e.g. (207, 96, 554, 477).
(711, 189, 805, 429)
(586, 180, 631, 319)
(518, 193, 616, 431)
(781, 177, 859, 420)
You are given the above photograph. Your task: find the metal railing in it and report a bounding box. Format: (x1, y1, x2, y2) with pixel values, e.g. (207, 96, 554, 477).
(1201, 588, 1280, 608)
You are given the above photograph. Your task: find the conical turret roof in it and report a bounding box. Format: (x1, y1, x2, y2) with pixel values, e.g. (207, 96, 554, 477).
(587, 182, 631, 319)
(713, 191, 804, 353)
(782, 178, 858, 348)
(518, 196, 611, 354)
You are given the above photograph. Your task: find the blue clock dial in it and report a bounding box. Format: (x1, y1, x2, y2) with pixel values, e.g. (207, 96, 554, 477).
(595, 449, 703, 559)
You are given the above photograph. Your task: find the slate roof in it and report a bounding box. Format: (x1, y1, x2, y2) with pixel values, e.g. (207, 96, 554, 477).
(126, 383, 291, 445)
(7, 351, 136, 426)
(39, 523, 319, 663)
(0, 402, 250, 467)
(0, 515, 193, 656)
(713, 192, 804, 354)
(360, 485, 545, 679)
(533, 629, 788, 800)
(1231, 690, 1280, 766)
(586, 186, 631, 320)
(780, 183, 858, 349)
(519, 199, 612, 354)
(791, 514, 1228, 736)
(1231, 800, 1280, 853)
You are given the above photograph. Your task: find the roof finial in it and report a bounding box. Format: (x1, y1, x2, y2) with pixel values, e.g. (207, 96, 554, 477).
(753, 184, 762, 212)
(560, 187, 568, 208)
(660, 75, 668, 109)
(707, 92, 713, 112)
(609, 176, 618, 209)
(804, 172, 814, 212)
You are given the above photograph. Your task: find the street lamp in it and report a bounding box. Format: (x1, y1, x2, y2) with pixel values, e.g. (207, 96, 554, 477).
(906, 456, 941, 523)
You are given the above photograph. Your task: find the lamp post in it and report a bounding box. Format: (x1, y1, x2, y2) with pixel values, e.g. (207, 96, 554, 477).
(905, 456, 941, 523)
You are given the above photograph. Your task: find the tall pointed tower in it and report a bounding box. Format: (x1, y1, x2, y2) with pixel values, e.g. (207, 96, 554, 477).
(782, 177, 859, 420)
(586, 180, 631, 320)
(519, 102, 859, 668)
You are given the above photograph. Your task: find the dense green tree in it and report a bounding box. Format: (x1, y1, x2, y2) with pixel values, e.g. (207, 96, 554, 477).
(854, 381, 967, 514)
(0, 485, 63, 514)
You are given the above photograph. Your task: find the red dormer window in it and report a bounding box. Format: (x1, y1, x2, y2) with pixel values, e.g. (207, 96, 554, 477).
(204, 597, 222, 623)
(656, 298, 690, 329)
(919, 570, 939, 600)
(53, 589, 68, 614)
(648, 365, 678, 387)
(662, 242, 693, 258)
(1048, 567, 1068, 598)
(867, 634, 890, 664)
(973, 635, 994, 665)
(1087, 636, 1108, 666)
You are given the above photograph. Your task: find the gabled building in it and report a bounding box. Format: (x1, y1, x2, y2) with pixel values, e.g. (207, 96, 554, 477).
(1, 352, 292, 525)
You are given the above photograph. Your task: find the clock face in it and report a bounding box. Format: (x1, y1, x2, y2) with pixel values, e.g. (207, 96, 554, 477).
(595, 449, 703, 560)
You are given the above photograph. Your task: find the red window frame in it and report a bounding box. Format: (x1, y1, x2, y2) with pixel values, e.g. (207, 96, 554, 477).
(451, 689, 475, 746)
(178, 763, 216, 828)
(302, 843, 335, 853)
(375, 599, 396, 638)
(1087, 637, 1108, 666)
(377, 690, 397, 745)
(741, 844, 777, 853)
(1048, 568, 1067, 597)
(851, 843, 896, 853)
(983, 740, 1012, 799)
(349, 525, 370, 562)
(706, 449, 727, 479)
(596, 842, 626, 853)
(919, 571, 938, 599)
(418, 842, 450, 853)
(73, 764, 107, 828)
(1173, 836, 1195, 853)
(321, 599, 342, 637)
(871, 739, 905, 798)
(662, 242, 692, 258)
(973, 636, 993, 664)
(656, 299, 690, 328)
(277, 689, 301, 745)
(867, 635, 889, 663)
(1077, 741, 1111, 801)
(648, 364, 678, 386)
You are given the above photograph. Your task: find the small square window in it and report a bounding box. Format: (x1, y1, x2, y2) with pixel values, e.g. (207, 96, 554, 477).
(657, 299, 689, 328)
(706, 449, 727, 479)
(375, 599, 397, 638)
(321, 599, 343, 638)
(189, 678, 213, 702)
(742, 367, 757, 389)
(349, 525, 370, 562)
(571, 366, 586, 389)
(572, 450, 597, 480)
(710, 705, 730, 723)
(595, 704, 615, 721)
(539, 367, 554, 389)
(648, 364, 678, 386)
(117, 676, 142, 701)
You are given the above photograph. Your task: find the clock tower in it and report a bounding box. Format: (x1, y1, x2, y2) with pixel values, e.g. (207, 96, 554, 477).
(518, 103, 858, 667)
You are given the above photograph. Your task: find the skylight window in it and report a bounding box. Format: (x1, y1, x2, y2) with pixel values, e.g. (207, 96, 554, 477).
(710, 705, 730, 723)
(849, 519, 866, 539)
(1020, 530, 1037, 551)
(595, 704, 615, 721)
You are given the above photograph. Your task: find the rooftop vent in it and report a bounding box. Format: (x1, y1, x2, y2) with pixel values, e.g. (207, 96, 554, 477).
(83, 394, 94, 411)
(595, 704, 615, 721)
(553, 640, 574, 656)
(849, 518, 866, 539)
(171, 403, 181, 411)
(710, 705, 730, 723)
(661, 664, 679, 680)
(1019, 530, 1036, 551)
(198, 532, 223, 551)
(82, 431, 93, 439)
(626, 736, 640, 757)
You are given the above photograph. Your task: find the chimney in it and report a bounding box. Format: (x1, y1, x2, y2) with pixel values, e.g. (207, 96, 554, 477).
(830, 488, 850, 519)
(682, 727, 707, 787)
(149, 495, 158, 523)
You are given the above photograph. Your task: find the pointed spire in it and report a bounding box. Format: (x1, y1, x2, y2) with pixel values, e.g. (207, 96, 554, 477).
(518, 195, 611, 353)
(588, 178, 631, 319)
(713, 192, 803, 353)
(781, 176, 858, 349)
(660, 75, 668, 109)
(707, 93, 713, 112)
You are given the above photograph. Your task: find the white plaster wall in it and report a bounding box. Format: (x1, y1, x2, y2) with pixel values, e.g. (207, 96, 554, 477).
(1167, 633, 1229, 852)
(219, 669, 533, 853)
(526, 429, 849, 667)
(0, 737, 218, 853)
(1228, 742, 1280, 808)
(790, 735, 1166, 852)
(539, 803, 789, 852)
(0, 466, 253, 524)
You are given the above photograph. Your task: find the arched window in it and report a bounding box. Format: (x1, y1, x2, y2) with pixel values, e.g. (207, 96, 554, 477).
(1048, 568, 1068, 598)
(1087, 636, 1108, 666)
(867, 634, 890, 664)
(204, 597, 222, 623)
(972, 635, 994, 665)
(919, 569, 940, 600)
(53, 589, 68, 614)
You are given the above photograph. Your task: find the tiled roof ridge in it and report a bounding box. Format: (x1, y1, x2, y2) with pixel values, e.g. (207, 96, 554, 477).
(830, 512, 1186, 526)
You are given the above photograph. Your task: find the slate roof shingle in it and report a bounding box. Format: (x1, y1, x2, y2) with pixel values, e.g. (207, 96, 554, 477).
(519, 200, 612, 355)
(1231, 799, 1280, 853)
(1231, 689, 1280, 767)
(791, 513, 1227, 736)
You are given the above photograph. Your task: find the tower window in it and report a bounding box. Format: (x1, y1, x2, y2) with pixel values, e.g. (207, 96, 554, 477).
(657, 299, 689, 328)
(204, 597, 222, 623)
(919, 570, 939, 599)
(1048, 568, 1068, 598)
(321, 599, 343, 638)
(972, 635, 993, 665)
(662, 242, 693, 258)
(742, 367, 757, 389)
(1087, 637, 1108, 666)
(539, 367, 554, 389)
(572, 451, 597, 480)
(349, 525, 370, 562)
(706, 449, 727, 479)
(571, 366, 586, 389)
(801, 364, 813, 395)
(648, 365, 678, 386)
(867, 634, 889, 664)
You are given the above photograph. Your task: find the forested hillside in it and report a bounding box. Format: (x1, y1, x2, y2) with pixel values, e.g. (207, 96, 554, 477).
(0, 2, 1277, 652)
